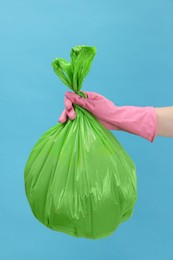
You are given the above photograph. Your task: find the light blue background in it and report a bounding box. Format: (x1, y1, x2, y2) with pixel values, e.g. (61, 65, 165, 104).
(0, 0, 173, 259)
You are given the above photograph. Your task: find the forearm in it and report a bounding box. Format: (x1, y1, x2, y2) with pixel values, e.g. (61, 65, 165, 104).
(154, 106, 173, 137)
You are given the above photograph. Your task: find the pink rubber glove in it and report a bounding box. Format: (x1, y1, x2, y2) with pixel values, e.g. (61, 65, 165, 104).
(59, 91, 157, 142)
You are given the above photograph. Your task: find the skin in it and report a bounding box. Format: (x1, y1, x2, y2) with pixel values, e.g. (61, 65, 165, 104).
(154, 107, 173, 137)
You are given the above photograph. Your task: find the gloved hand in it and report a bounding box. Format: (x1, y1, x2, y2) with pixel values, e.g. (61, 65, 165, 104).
(59, 91, 157, 142)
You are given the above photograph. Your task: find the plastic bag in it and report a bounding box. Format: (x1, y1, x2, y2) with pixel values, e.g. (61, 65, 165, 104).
(24, 45, 137, 239)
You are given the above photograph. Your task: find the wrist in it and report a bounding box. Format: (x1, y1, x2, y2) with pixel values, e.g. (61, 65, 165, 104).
(108, 105, 158, 142)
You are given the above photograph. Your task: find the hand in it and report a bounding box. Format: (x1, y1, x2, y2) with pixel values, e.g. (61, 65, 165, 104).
(58, 91, 157, 142)
(58, 91, 121, 130)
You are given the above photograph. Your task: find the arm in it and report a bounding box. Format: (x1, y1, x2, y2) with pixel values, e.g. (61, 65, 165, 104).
(154, 107, 173, 137)
(59, 91, 173, 142)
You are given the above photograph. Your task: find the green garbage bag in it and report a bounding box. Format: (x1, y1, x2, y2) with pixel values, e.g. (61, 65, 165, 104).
(24, 45, 137, 240)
